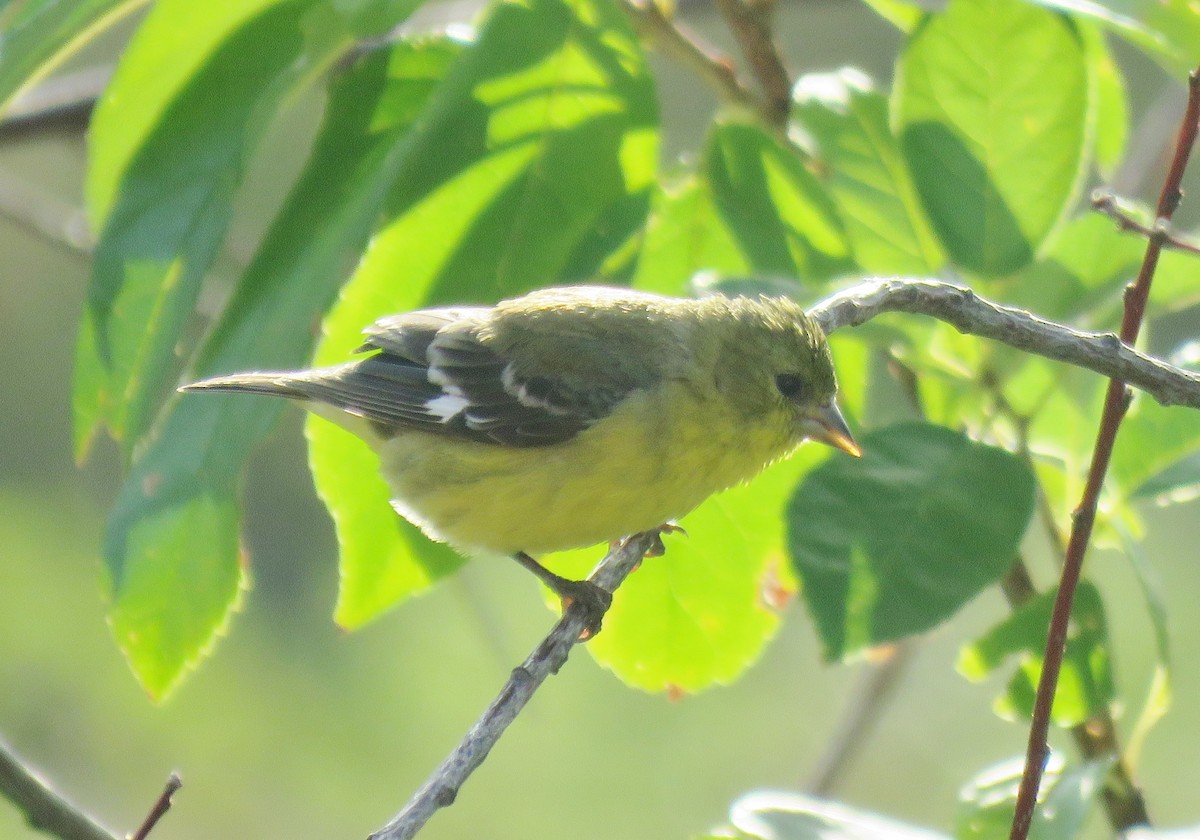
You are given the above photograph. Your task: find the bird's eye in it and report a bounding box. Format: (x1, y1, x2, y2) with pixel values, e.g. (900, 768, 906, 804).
(775, 373, 807, 401)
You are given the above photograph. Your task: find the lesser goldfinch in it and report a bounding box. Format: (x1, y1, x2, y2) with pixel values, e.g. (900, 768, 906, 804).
(183, 286, 859, 627)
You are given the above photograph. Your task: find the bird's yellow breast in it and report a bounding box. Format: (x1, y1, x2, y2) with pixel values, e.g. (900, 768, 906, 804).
(373, 380, 798, 556)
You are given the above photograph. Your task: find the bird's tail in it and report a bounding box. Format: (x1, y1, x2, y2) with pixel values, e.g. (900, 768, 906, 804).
(179, 371, 314, 401)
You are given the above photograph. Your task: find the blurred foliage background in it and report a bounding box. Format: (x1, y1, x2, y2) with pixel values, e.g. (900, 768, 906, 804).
(2, 1, 1200, 839)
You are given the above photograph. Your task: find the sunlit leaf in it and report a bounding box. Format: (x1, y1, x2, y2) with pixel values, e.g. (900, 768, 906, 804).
(705, 120, 851, 283)
(101, 36, 452, 693)
(74, 0, 358, 460)
(793, 68, 944, 275)
(893, 0, 1090, 275)
(107, 492, 246, 700)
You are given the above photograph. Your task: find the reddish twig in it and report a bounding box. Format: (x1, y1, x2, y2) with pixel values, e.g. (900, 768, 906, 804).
(1008, 67, 1200, 840)
(128, 774, 182, 840)
(617, 0, 763, 116)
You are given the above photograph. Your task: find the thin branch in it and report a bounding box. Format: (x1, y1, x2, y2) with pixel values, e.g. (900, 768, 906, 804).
(0, 737, 120, 840)
(1091, 190, 1200, 256)
(804, 641, 914, 795)
(999, 559, 1150, 829)
(128, 774, 182, 840)
(617, 0, 764, 117)
(810, 278, 1200, 410)
(712, 0, 792, 128)
(1008, 66, 1200, 840)
(367, 532, 658, 840)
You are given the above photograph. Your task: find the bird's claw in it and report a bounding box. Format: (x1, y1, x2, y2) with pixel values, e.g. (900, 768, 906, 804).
(643, 522, 687, 557)
(558, 579, 613, 641)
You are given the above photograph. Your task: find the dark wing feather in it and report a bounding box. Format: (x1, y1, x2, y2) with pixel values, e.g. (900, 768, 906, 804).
(300, 307, 638, 447)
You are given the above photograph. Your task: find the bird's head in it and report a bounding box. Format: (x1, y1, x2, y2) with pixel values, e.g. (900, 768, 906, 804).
(716, 295, 861, 458)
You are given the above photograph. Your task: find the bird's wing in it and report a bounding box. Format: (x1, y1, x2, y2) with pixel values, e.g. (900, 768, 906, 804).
(303, 307, 641, 447)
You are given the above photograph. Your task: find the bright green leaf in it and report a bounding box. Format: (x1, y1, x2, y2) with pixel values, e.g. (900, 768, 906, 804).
(632, 175, 751, 294)
(99, 36, 455, 693)
(0, 0, 147, 116)
(705, 120, 851, 283)
(107, 491, 246, 700)
(1083, 24, 1128, 178)
(793, 68, 944, 275)
(957, 582, 1114, 725)
(75, 0, 358, 460)
(858, 0, 925, 33)
(307, 0, 659, 628)
(893, 0, 1090, 275)
(790, 422, 1035, 661)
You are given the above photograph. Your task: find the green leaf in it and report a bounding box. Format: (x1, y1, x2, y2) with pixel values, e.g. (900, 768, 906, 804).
(792, 68, 944, 275)
(74, 0, 361, 460)
(859, 0, 925, 33)
(100, 36, 453, 694)
(1083, 23, 1128, 178)
(997, 212, 1141, 327)
(107, 491, 246, 700)
(1111, 397, 1200, 503)
(957, 582, 1114, 725)
(632, 175, 751, 294)
(0, 0, 147, 115)
(307, 0, 659, 628)
(704, 120, 851, 283)
(956, 754, 1111, 840)
(789, 422, 1035, 661)
(726, 791, 949, 840)
(549, 451, 820, 694)
(1031, 0, 1200, 78)
(893, 0, 1090, 275)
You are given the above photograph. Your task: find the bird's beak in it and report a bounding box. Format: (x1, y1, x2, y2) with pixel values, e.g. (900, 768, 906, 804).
(803, 402, 862, 457)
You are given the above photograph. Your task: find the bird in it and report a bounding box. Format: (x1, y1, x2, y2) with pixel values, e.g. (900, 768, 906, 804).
(181, 285, 860, 633)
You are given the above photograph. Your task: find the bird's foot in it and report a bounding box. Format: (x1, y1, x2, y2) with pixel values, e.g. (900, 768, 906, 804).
(513, 552, 612, 640)
(555, 578, 614, 641)
(643, 521, 687, 558)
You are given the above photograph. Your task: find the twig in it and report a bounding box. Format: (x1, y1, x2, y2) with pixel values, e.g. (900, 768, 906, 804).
(617, 0, 763, 117)
(810, 278, 1200, 409)
(127, 774, 181, 840)
(367, 532, 658, 840)
(1091, 190, 1200, 256)
(711, 0, 792, 128)
(0, 737, 120, 840)
(804, 641, 914, 795)
(999, 559, 1150, 829)
(1008, 66, 1200, 840)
